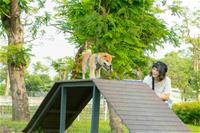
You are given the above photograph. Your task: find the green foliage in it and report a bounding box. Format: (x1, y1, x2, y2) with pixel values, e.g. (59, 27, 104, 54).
(24, 62, 50, 92)
(0, 0, 46, 15)
(49, 56, 75, 80)
(30, 12, 51, 38)
(0, 44, 32, 68)
(0, 64, 6, 83)
(0, 0, 10, 37)
(168, 2, 200, 101)
(189, 70, 200, 100)
(25, 62, 53, 92)
(0, 0, 10, 14)
(33, 61, 49, 74)
(161, 50, 194, 101)
(25, 73, 52, 92)
(172, 101, 200, 125)
(0, 0, 49, 39)
(0, 84, 5, 95)
(168, 0, 184, 17)
(54, 0, 179, 79)
(162, 50, 200, 101)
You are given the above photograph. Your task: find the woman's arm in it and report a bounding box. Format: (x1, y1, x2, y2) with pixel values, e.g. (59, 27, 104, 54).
(160, 77, 171, 101)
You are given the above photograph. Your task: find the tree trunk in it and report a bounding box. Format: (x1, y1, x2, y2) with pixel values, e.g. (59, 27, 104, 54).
(71, 43, 87, 79)
(8, 65, 30, 120)
(108, 103, 123, 133)
(192, 43, 200, 100)
(1, 0, 30, 121)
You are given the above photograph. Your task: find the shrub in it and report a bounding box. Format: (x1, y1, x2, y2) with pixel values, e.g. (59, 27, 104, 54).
(172, 101, 200, 125)
(0, 84, 5, 95)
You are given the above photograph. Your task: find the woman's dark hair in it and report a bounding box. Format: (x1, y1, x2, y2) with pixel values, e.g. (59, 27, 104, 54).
(150, 61, 168, 81)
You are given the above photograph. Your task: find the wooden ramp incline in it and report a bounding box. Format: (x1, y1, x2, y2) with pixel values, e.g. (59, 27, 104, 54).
(23, 79, 190, 133)
(94, 80, 190, 133)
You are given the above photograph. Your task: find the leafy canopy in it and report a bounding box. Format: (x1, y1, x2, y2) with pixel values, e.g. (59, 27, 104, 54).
(54, 0, 179, 79)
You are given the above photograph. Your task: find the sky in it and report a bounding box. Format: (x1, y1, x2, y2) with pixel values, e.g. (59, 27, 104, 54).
(0, 0, 199, 76)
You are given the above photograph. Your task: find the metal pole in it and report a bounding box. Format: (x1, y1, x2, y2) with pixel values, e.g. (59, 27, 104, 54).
(60, 86, 67, 133)
(90, 85, 100, 133)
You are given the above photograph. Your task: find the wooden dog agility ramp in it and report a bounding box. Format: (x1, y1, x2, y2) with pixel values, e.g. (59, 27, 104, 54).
(23, 79, 190, 133)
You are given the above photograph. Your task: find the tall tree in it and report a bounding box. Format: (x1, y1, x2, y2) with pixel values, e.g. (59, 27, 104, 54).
(54, 0, 178, 79)
(161, 51, 193, 101)
(0, 0, 30, 121)
(54, 0, 179, 131)
(181, 8, 200, 73)
(0, 0, 49, 121)
(182, 8, 200, 100)
(173, 2, 200, 100)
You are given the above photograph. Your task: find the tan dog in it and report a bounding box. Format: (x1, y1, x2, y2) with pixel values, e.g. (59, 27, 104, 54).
(82, 50, 113, 79)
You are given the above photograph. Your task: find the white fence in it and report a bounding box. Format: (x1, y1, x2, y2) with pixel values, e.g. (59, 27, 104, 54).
(0, 96, 44, 106)
(0, 96, 109, 121)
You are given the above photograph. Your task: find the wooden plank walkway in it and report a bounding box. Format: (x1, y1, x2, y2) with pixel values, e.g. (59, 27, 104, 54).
(23, 79, 190, 133)
(94, 79, 190, 133)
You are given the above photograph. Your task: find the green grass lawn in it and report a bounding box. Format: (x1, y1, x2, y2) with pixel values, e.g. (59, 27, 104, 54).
(0, 119, 199, 133)
(66, 120, 129, 133)
(0, 119, 128, 133)
(0, 119, 27, 132)
(187, 124, 200, 133)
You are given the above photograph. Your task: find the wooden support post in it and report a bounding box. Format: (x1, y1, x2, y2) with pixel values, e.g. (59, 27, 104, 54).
(60, 86, 67, 133)
(90, 85, 100, 133)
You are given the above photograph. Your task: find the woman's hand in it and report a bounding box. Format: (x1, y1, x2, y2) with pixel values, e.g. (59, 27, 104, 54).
(159, 93, 170, 101)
